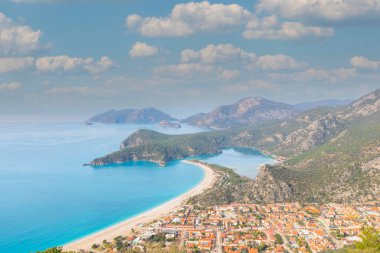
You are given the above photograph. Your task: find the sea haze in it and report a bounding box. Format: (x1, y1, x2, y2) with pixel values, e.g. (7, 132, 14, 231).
(0, 121, 272, 253)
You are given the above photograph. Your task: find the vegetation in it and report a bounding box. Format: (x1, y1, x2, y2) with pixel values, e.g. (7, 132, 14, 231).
(91, 129, 242, 165)
(187, 161, 252, 206)
(274, 233, 284, 245)
(325, 227, 380, 253)
(36, 247, 74, 253)
(90, 89, 380, 203)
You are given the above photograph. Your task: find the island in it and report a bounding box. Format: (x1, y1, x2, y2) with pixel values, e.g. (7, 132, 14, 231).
(159, 120, 181, 128)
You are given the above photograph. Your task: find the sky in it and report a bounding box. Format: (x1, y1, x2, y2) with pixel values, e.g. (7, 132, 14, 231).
(0, 0, 379, 118)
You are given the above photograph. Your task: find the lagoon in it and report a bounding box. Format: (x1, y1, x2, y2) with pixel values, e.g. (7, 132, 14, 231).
(0, 121, 273, 253)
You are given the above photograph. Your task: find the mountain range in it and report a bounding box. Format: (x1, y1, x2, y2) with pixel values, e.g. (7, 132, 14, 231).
(182, 97, 299, 129)
(89, 89, 380, 204)
(293, 99, 353, 111)
(88, 97, 354, 128)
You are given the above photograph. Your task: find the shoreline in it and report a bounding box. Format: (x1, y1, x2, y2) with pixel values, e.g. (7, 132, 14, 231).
(63, 160, 216, 252)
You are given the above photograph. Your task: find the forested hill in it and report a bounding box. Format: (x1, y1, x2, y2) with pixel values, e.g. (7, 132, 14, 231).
(89, 89, 380, 203)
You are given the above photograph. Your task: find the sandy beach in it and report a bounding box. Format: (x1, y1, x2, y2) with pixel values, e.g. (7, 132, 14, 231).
(63, 161, 216, 252)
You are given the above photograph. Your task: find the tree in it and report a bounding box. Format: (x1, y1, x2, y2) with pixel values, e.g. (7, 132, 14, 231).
(351, 227, 380, 252)
(37, 247, 63, 253)
(275, 233, 284, 245)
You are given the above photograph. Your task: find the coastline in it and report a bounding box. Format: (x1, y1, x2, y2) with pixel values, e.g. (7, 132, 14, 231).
(63, 160, 216, 252)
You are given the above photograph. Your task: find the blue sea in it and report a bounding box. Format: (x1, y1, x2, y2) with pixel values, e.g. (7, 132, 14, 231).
(0, 120, 273, 253)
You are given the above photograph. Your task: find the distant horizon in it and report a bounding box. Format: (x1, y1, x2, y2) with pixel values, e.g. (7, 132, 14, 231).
(1, 0, 379, 116)
(0, 94, 358, 121)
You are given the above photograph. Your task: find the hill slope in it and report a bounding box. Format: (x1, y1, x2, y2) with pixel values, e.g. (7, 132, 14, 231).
(183, 97, 298, 129)
(294, 99, 353, 111)
(89, 89, 380, 203)
(88, 107, 175, 124)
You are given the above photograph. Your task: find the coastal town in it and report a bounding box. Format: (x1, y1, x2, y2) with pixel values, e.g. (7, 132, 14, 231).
(87, 203, 380, 253)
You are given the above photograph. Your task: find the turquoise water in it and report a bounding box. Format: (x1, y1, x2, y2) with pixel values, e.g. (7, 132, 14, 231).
(197, 148, 275, 178)
(0, 121, 206, 253)
(0, 120, 273, 253)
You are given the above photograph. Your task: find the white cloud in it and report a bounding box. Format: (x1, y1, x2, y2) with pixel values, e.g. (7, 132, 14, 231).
(181, 44, 256, 64)
(35, 55, 115, 74)
(0, 12, 42, 55)
(221, 69, 240, 80)
(256, 54, 307, 70)
(0, 82, 21, 91)
(154, 62, 238, 80)
(154, 63, 216, 77)
(243, 20, 334, 40)
(126, 1, 252, 37)
(350, 56, 380, 69)
(0, 57, 34, 73)
(256, 0, 380, 22)
(36, 55, 92, 72)
(129, 42, 158, 58)
(270, 68, 356, 83)
(84, 56, 116, 75)
(180, 44, 305, 70)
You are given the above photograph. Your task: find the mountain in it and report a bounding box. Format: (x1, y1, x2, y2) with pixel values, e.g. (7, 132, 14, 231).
(87, 107, 176, 124)
(294, 99, 354, 111)
(89, 89, 380, 203)
(182, 97, 299, 129)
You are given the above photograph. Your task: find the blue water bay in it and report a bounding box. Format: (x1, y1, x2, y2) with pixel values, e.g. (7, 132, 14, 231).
(0, 121, 273, 253)
(197, 148, 275, 179)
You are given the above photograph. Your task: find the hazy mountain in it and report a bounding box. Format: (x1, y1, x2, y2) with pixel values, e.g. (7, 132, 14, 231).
(183, 97, 299, 129)
(88, 107, 176, 124)
(294, 99, 354, 111)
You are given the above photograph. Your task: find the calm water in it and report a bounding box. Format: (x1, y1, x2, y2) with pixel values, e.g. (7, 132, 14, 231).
(199, 148, 275, 178)
(0, 121, 273, 253)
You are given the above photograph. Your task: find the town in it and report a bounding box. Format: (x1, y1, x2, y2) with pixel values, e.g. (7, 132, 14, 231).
(90, 203, 380, 253)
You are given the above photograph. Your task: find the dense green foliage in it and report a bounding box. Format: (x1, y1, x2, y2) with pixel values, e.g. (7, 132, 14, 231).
(36, 247, 70, 253)
(92, 129, 241, 165)
(187, 161, 253, 206)
(325, 227, 380, 253)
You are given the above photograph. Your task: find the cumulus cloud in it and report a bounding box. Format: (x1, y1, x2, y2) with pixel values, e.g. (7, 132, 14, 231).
(129, 42, 158, 58)
(35, 55, 115, 74)
(350, 56, 380, 69)
(256, 0, 380, 22)
(156, 43, 307, 82)
(84, 56, 116, 75)
(126, 1, 252, 37)
(243, 16, 334, 40)
(154, 63, 238, 80)
(0, 82, 21, 91)
(181, 44, 256, 64)
(220, 69, 240, 80)
(0, 12, 42, 55)
(0, 57, 34, 73)
(154, 63, 216, 77)
(180, 44, 305, 70)
(270, 68, 356, 83)
(256, 54, 307, 70)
